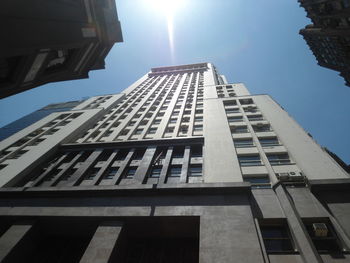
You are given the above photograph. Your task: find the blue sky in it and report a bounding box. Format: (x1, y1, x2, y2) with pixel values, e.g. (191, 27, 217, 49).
(0, 0, 349, 163)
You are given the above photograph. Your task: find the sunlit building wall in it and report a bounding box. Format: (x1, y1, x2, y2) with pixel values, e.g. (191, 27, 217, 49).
(0, 63, 349, 262)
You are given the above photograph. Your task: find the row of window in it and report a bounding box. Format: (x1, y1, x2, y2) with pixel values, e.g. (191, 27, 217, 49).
(238, 153, 291, 166)
(259, 219, 344, 255)
(0, 112, 82, 163)
(17, 144, 204, 187)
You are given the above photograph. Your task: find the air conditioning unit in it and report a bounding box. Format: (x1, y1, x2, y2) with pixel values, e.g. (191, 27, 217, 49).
(313, 223, 328, 237)
(276, 172, 305, 182)
(276, 172, 290, 181)
(289, 171, 305, 181)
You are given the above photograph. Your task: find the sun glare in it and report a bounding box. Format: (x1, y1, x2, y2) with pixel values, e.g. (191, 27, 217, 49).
(146, 0, 185, 17)
(145, 0, 186, 62)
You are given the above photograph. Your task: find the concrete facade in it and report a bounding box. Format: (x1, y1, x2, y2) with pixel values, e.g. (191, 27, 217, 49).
(0, 63, 349, 262)
(299, 0, 350, 87)
(0, 0, 123, 98)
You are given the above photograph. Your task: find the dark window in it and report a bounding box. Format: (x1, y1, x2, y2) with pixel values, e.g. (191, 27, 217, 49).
(259, 221, 295, 254)
(123, 167, 137, 179)
(223, 100, 237, 107)
(172, 147, 184, 158)
(267, 154, 291, 165)
(248, 115, 263, 121)
(259, 137, 279, 147)
(304, 220, 342, 253)
(228, 116, 243, 122)
(238, 155, 261, 166)
(133, 149, 146, 160)
(116, 149, 129, 161)
(191, 145, 202, 158)
(189, 165, 202, 177)
(234, 139, 254, 148)
(231, 126, 249, 134)
(225, 108, 240, 114)
(168, 166, 182, 177)
(103, 167, 119, 179)
(243, 176, 270, 185)
(149, 166, 162, 178)
(239, 98, 254, 105)
(84, 167, 100, 180)
(253, 124, 271, 132)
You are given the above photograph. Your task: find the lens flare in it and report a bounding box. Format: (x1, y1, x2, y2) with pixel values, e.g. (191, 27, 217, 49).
(145, 0, 186, 62)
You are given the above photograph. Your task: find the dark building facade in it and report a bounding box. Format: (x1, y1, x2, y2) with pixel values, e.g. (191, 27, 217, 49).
(299, 0, 350, 86)
(0, 0, 123, 99)
(0, 100, 85, 141)
(0, 63, 349, 263)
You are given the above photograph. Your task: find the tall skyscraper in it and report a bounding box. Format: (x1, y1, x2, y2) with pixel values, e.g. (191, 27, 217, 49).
(299, 0, 350, 87)
(0, 0, 123, 99)
(0, 63, 349, 262)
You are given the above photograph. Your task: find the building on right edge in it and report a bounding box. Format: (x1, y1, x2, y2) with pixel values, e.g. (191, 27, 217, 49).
(0, 63, 349, 262)
(299, 0, 350, 87)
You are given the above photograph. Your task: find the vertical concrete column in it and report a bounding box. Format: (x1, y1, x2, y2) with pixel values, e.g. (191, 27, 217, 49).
(31, 153, 68, 186)
(200, 203, 265, 263)
(180, 146, 191, 183)
(0, 221, 36, 262)
(68, 149, 103, 186)
(134, 146, 157, 183)
(110, 149, 135, 185)
(93, 150, 119, 185)
(159, 147, 173, 184)
(80, 221, 123, 263)
(275, 185, 322, 263)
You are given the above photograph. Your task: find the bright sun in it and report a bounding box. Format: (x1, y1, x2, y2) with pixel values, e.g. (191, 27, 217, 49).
(145, 0, 185, 18)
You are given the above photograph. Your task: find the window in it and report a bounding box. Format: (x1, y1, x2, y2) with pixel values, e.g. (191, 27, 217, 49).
(123, 167, 137, 179)
(194, 116, 203, 122)
(84, 168, 100, 180)
(239, 98, 254, 105)
(259, 137, 279, 147)
(115, 149, 129, 160)
(253, 124, 271, 132)
(153, 119, 161, 125)
(231, 126, 249, 134)
(102, 167, 119, 179)
(169, 118, 177, 123)
(191, 145, 203, 158)
(248, 115, 263, 121)
(149, 166, 162, 178)
(133, 149, 146, 160)
(238, 155, 261, 166)
(120, 129, 130, 136)
(225, 108, 240, 114)
(244, 106, 258, 113)
(172, 147, 184, 158)
(233, 139, 254, 148)
(228, 116, 243, 123)
(193, 125, 203, 131)
(303, 220, 342, 253)
(148, 128, 157, 134)
(134, 129, 143, 135)
(267, 154, 291, 165)
(223, 100, 237, 107)
(259, 220, 295, 254)
(189, 164, 202, 177)
(168, 166, 182, 177)
(165, 127, 174, 133)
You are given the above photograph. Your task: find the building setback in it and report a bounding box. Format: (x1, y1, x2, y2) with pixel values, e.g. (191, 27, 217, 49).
(0, 63, 349, 262)
(0, 0, 123, 99)
(299, 0, 350, 87)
